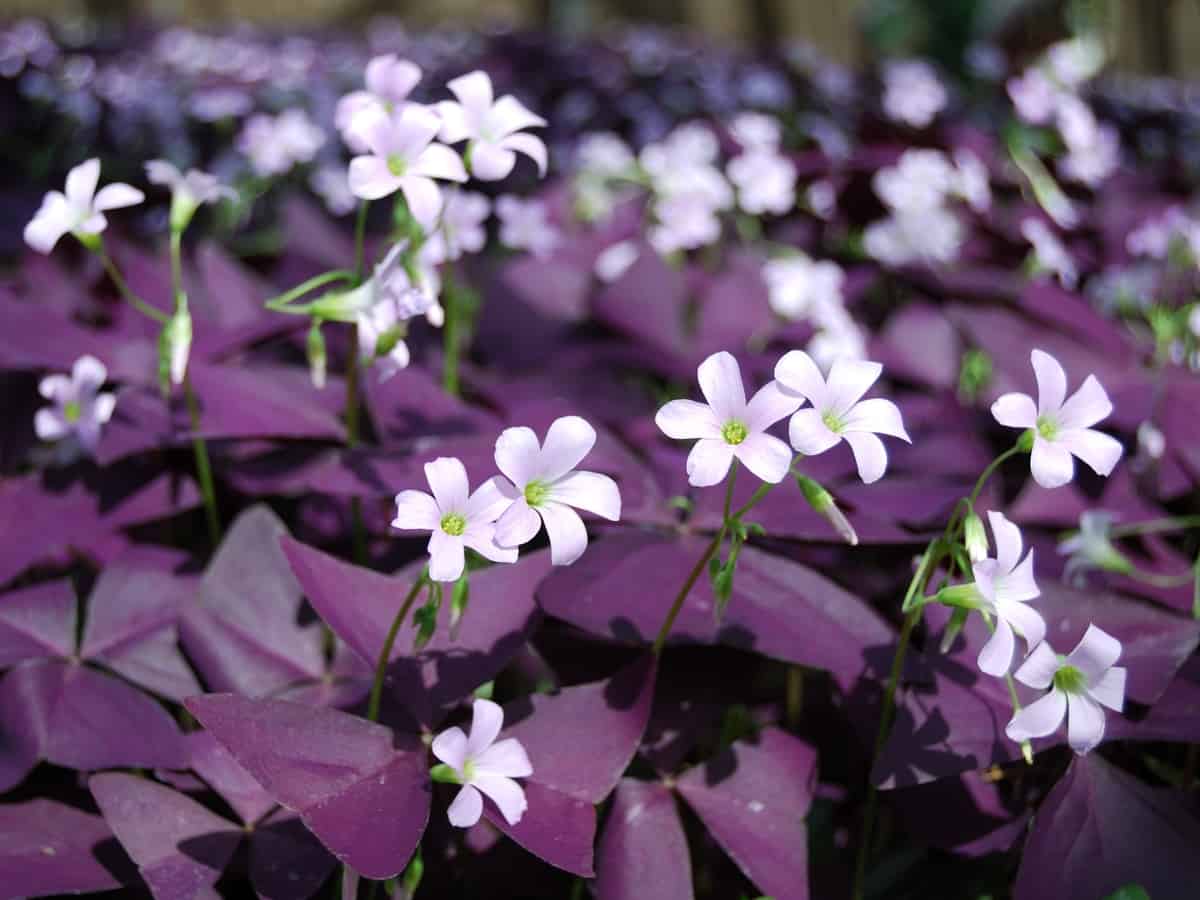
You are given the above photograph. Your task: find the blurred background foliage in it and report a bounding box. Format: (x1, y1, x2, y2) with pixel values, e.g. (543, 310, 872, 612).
(0, 0, 1198, 75)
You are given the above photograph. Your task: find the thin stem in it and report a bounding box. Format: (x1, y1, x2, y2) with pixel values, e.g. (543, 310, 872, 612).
(1109, 515, 1200, 538)
(1126, 566, 1196, 589)
(968, 444, 1023, 507)
(169, 229, 185, 308)
(264, 270, 355, 313)
(785, 666, 803, 729)
(442, 268, 460, 396)
(353, 200, 370, 282)
(345, 324, 361, 447)
(97, 244, 169, 323)
(183, 376, 221, 547)
(366, 572, 427, 723)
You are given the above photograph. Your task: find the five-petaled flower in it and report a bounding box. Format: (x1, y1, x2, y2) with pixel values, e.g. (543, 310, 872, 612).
(392, 457, 517, 583)
(336, 54, 423, 152)
(436, 70, 548, 181)
(970, 511, 1046, 677)
(34, 354, 117, 456)
(493, 416, 621, 566)
(774, 350, 910, 484)
(655, 351, 800, 488)
(1005, 624, 1126, 755)
(431, 698, 533, 827)
(24, 158, 144, 254)
(991, 348, 1123, 489)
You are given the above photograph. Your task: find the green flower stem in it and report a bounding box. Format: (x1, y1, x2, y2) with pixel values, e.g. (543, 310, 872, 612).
(184, 375, 221, 547)
(353, 200, 370, 282)
(968, 443, 1024, 507)
(442, 268, 461, 397)
(344, 202, 373, 568)
(1109, 515, 1200, 539)
(366, 571, 428, 724)
(1126, 566, 1197, 590)
(169, 229, 185, 310)
(263, 270, 356, 313)
(96, 242, 169, 324)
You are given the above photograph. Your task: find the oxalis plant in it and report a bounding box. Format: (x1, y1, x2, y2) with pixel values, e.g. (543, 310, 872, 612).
(5, 27, 1200, 900)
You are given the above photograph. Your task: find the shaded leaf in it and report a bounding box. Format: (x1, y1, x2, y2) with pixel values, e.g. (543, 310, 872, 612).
(596, 779, 693, 900)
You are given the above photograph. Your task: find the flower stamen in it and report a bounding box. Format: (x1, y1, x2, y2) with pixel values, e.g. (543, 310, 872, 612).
(721, 420, 748, 445)
(440, 512, 466, 536)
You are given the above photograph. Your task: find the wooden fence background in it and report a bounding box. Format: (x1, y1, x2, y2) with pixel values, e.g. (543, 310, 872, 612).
(2, 0, 1199, 75)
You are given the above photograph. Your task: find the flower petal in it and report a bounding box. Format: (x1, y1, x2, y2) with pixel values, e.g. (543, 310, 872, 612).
(92, 183, 145, 212)
(998, 551, 1040, 605)
(991, 392, 1037, 429)
(1057, 374, 1112, 429)
(1005, 689, 1066, 742)
(1030, 437, 1075, 488)
(773, 349, 827, 407)
(1031, 348, 1067, 415)
(825, 358, 882, 416)
(474, 774, 527, 826)
(466, 476, 512, 524)
(447, 71, 494, 119)
(1013, 640, 1060, 690)
(491, 95, 548, 135)
(499, 132, 548, 176)
(656, 399, 721, 440)
(462, 525, 519, 564)
(431, 725, 468, 771)
(697, 351, 747, 422)
(1057, 428, 1123, 478)
(392, 489, 441, 531)
(466, 698, 504, 758)
(986, 510, 1023, 575)
(685, 438, 734, 488)
(434, 100, 472, 144)
(64, 158, 100, 211)
(1066, 623, 1121, 682)
(447, 784, 483, 828)
(38, 374, 71, 401)
(34, 408, 68, 441)
(473, 738, 533, 778)
(495, 426, 541, 486)
(550, 471, 621, 521)
(92, 393, 117, 426)
(734, 432, 793, 484)
(424, 456, 470, 514)
(1001, 598, 1047, 652)
(468, 142, 517, 181)
(842, 397, 909, 441)
(24, 192, 73, 253)
(1088, 665, 1126, 713)
(427, 530, 466, 582)
(978, 617, 1016, 676)
(399, 176, 444, 231)
(1066, 692, 1106, 754)
(539, 416, 598, 482)
(540, 502, 589, 566)
(744, 380, 803, 433)
(348, 155, 402, 200)
(494, 498, 542, 549)
(72, 355, 108, 392)
(843, 430, 889, 483)
(411, 143, 468, 183)
(787, 409, 841, 456)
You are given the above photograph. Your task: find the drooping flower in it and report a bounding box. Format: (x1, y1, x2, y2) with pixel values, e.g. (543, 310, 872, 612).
(881, 59, 947, 128)
(435, 70, 547, 181)
(1005, 624, 1126, 755)
(1057, 511, 1131, 585)
(970, 511, 1046, 677)
(775, 351, 910, 484)
(492, 416, 621, 565)
(24, 158, 144, 254)
(145, 159, 235, 231)
(991, 349, 1123, 489)
(423, 188, 490, 264)
(431, 698, 532, 827)
(392, 457, 517, 582)
(335, 54, 422, 151)
(495, 195, 559, 258)
(762, 255, 844, 321)
(34, 354, 117, 455)
(656, 351, 800, 488)
(347, 105, 468, 230)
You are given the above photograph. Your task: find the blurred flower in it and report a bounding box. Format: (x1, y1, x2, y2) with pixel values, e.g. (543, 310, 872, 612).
(953, 149, 991, 212)
(24, 158, 144, 254)
(991, 349, 1123, 489)
(575, 132, 634, 176)
(970, 511, 1045, 677)
(1057, 511, 1132, 584)
(424, 188, 489, 264)
(1136, 421, 1165, 461)
(727, 149, 794, 216)
(594, 240, 639, 283)
(347, 105, 466, 229)
(309, 165, 358, 216)
(1055, 95, 1119, 186)
(873, 149, 958, 213)
(496, 195, 559, 258)
(187, 87, 253, 122)
(806, 180, 836, 220)
(0, 18, 57, 77)
(1046, 35, 1106, 88)
(881, 59, 946, 129)
(492, 416, 621, 565)
(336, 54, 422, 152)
(656, 351, 800, 487)
(393, 457, 517, 582)
(238, 109, 326, 177)
(762, 255, 844, 321)
(431, 699, 532, 827)
(145, 160, 235, 231)
(863, 206, 963, 267)
(1007, 68, 1058, 124)
(35, 354, 116, 456)
(1006, 624, 1125, 755)
(775, 351, 910, 484)
(436, 70, 547, 180)
(728, 111, 781, 151)
(1021, 218, 1077, 288)
(807, 318, 869, 371)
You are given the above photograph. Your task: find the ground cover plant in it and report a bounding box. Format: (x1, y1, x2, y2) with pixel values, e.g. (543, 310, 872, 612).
(1, 14, 1200, 900)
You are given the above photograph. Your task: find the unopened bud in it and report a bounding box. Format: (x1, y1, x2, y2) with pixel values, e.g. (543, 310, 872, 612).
(964, 512, 988, 563)
(939, 608, 970, 653)
(796, 474, 858, 545)
(307, 319, 326, 389)
(158, 297, 192, 393)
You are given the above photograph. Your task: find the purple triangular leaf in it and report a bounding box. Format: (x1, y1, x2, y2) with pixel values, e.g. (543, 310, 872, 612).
(0, 579, 76, 665)
(480, 780, 596, 877)
(596, 779, 693, 900)
(676, 728, 817, 900)
(1013, 756, 1200, 900)
(185, 693, 429, 880)
(90, 772, 242, 900)
(0, 799, 126, 900)
(181, 506, 324, 697)
(187, 731, 277, 827)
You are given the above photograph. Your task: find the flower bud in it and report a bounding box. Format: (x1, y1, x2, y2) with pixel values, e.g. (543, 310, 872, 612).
(306, 319, 326, 389)
(158, 297, 192, 393)
(796, 474, 858, 545)
(964, 512, 988, 563)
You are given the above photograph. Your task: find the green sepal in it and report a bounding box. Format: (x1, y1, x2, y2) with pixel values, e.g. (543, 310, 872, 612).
(429, 764, 461, 784)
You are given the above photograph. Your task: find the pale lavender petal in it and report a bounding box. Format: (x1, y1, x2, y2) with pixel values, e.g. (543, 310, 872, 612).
(462, 525, 519, 564)
(656, 399, 721, 440)
(348, 155, 402, 200)
(447, 71, 494, 120)
(1088, 666, 1126, 712)
(540, 502, 589, 566)
(495, 426, 541, 486)
(447, 784, 483, 827)
(1006, 689, 1067, 742)
(972, 558, 1000, 607)
(399, 176, 444, 231)
(366, 56, 421, 102)
(24, 192, 73, 253)
(998, 551, 1040, 605)
(1056, 428, 1123, 478)
(1031, 348, 1068, 414)
(550, 471, 621, 521)
(490, 95, 547, 134)
(978, 617, 1016, 676)
(1002, 599, 1046, 652)
(474, 774, 527, 826)
(986, 510, 1024, 575)
(431, 725, 468, 771)
(73, 355, 108, 392)
(841, 397, 909, 441)
(465, 477, 511, 524)
(91, 393, 117, 425)
(428, 530, 466, 583)
(494, 499, 542, 548)
(64, 158, 100, 211)
(92, 183, 144, 212)
(825, 358, 882, 416)
(466, 698, 504, 757)
(787, 409, 841, 456)
(410, 143, 468, 182)
(733, 432, 793, 484)
(539, 416, 597, 482)
(499, 132, 548, 176)
(424, 456, 470, 513)
(697, 351, 747, 422)
(1013, 641, 1060, 690)
(744, 381, 803, 433)
(991, 392, 1037, 429)
(1030, 437, 1075, 488)
(686, 438, 735, 487)
(38, 374, 71, 401)
(392, 490, 440, 531)
(1066, 692, 1105, 754)
(474, 738, 533, 779)
(469, 142, 517, 181)
(773, 349, 827, 407)
(843, 430, 889, 483)
(434, 100, 472, 143)
(1066, 624, 1122, 682)
(1057, 374, 1113, 429)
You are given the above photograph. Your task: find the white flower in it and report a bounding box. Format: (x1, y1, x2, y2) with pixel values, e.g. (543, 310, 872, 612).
(347, 105, 468, 230)
(309, 165, 358, 216)
(1057, 510, 1130, 584)
(496, 195, 559, 259)
(1005, 624, 1126, 755)
(774, 351, 910, 484)
(1046, 36, 1105, 88)
(335, 54, 422, 152)
(807, 320, 869, 371)
(873, 149, 958, 213)
(991, 349, 1123, 489)
(729, 112, 782, 152)
(431, 698, 533, 827)
(424, 188, 490, 264)
(493, 416, 621, 565)
(436, 70, 547, 181)
(594, 240, 640, 283)
(1136, 421, 1165, 460)
(648, 190, 725, 256)
(640, 123, 720, 175)
(1059, 123, 1119, 187)
(35, 354, 117, 455)
(881, 59, 947, 128)
(24, 159, 144, 254)
(863, 206, 963, 267)
(806, 180, 837, 220)
(970, 511, 1046, 677)
(576, 132, 634, 176)
(1021, 218, 1077, 288)
(656, 351, 800, 487)
(727, 150, 795, 216)
(953, 149, 992, 213)
(1007, 68, 1059, 124)
(145, 160, 235, 230)
(238, 110, 326, 177)
(392, 457, 517, 582)
(762, 255, 844, 321)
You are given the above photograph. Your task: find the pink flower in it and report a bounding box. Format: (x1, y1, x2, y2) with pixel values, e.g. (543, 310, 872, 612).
(431, 699, 532, 827)
(24, 159, 144, 253)
(335, 54, 422, 151)
(436, 71, 547, 181)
